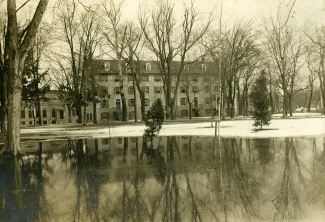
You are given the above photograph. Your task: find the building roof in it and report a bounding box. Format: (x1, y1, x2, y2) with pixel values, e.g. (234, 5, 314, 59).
(92, 59, 218, 76)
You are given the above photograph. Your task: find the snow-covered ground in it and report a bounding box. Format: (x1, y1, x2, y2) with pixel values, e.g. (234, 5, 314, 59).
(19, 115, 325, 140)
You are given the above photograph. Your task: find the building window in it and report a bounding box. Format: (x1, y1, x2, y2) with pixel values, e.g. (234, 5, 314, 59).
(180, 86, 186, 94)
(154, 75, 161, 82)
(99, 75, 108, 82)
(101, 112, 109, 120)
(180, 98, 186, 105)
(115, 75, 120, 82)
(129, 99, 135, 106)
(194, 97, 198, 107)
(100, 87, 108, 97)
(52, 108, 56, 118)
(116, 99, 121, 109)
(203, 76, 210, 82)
(86, 113, 93, 121)
(181, 109, 188, 117)
(43, 120, 47, 125)
(115, 87, 121, 94)
(202, 64, 206, 71)
(42, 109, 47, 118)
(51, 120, 56, 124)
(72, 108, 76, 117)
(21, 121, 25, 125)
(184, 65, 189, 71)
(104, 62, 110, 71)
(204, 97, 210, 105)
(118, 137, 123, 144)
(146, 63, 151, 71)
(128, 86, 134, 94)
(125, 63, 130, 71)
(205, 85, 209, 92)
(192, 75, 198, 82)
(141, 86, 149, 94)
(29, 121, 33, 125)
(28, 110, 33, 118)
(192, 86, 199, 93)
(101, 99, 108, 108)
(141, 75, 149, 81)
(128, 74, 133, 81)
(21, 110, 25, 119)
(129, 111, 136, 120)
(59, 110, 64, 119)
(145, 99, 150, 106)
(154, 86, 162, 94)
(102, 138, 110, 145)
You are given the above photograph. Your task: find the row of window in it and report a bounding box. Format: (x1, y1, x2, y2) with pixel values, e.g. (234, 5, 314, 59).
(101, 85, 214, 96)
(103, 62, 207, 72)
(21, 108, 75, 119)
(99, 74, 212, 82)
(101, 97, 213, 108)
(101, 98, 150, 108)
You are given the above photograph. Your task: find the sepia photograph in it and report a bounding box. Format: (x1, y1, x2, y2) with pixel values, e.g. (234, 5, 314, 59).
(1, 0, 325, 221)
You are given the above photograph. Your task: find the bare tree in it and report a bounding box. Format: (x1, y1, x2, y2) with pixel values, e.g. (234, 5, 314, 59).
(305, 26, 325, 114)
(262, 0, 304, 117)
(122, 23, 147, 121)
(102, 0, 128, 121)
(223, 21, 258, 118)
(1, 0, 49, 156)
(139, 1, 212, 119)
(305, 44, 319, 112)
(54, 0, 102, 124)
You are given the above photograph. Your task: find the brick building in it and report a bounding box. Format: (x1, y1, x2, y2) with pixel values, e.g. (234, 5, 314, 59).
(18, 59, 221, 126)
(93, 60, 220, 122)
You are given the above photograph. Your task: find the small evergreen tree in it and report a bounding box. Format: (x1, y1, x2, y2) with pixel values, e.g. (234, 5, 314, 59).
(144, 98, 165, 138)
(249, 70, 272, 129)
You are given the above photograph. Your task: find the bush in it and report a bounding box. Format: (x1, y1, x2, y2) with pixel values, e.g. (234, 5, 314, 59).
(144, 98, 164, 138)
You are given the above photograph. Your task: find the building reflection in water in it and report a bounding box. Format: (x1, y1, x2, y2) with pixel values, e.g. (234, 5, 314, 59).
(1, 136, 325, 221)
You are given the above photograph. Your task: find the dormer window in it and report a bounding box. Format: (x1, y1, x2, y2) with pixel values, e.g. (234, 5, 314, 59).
(202, 64, 206, 71)
(146, 63, 151, 71)
(104, 62, 110, 71)
(125, 63, 130, 71)
(184, 65, 189, 71)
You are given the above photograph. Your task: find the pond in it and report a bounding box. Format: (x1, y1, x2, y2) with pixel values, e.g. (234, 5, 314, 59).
(0, 136, 325, 222)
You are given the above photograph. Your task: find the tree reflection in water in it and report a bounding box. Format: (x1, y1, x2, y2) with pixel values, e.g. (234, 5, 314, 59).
(1, 136, 325, 221)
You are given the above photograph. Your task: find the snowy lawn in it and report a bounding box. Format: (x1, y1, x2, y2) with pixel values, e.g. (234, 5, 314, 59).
(18, 115, 325, 141)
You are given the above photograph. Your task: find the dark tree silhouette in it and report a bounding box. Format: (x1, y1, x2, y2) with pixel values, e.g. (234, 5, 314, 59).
(249, 70, 272, 129)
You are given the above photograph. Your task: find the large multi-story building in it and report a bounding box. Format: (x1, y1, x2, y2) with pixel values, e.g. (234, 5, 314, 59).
(19, 59, 221, 126)
(93, 59, 220, 122)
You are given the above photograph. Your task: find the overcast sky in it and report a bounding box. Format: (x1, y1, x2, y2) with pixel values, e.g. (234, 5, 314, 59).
(115, 0, 325, 30)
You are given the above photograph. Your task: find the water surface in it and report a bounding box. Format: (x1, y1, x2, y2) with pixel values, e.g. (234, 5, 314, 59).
(0, 136, 324, 222)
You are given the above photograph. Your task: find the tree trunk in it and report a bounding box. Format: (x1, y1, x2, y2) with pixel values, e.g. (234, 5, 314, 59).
(139, 91, 146, 121)
(37, 100, 42, 125)
(0, 68, 8, 135)
(188, 103, 192, 119)
(6, 0, 20, 155)
(68, 106, 72, 123)
(83, 105, 86, 125)
(93, 101, 97, 124)
(308, 85, 313, 112)
(132, 78, 137, 122)
(76, 105, 82, 124)
(170, 101, 176, 120)
(289, 95, 293, 117)
(121, 93, 127, 121)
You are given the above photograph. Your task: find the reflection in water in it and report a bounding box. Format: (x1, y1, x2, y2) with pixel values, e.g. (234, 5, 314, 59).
(0, 136, 325, 221)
